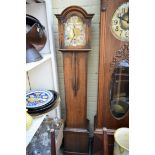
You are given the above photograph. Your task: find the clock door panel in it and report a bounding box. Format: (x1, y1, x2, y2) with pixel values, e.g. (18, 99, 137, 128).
(110, 60, 129, 119)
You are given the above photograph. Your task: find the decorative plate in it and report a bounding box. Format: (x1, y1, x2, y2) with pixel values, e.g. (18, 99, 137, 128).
(27, 90, 59, 115)
(26, 90, 54, 109)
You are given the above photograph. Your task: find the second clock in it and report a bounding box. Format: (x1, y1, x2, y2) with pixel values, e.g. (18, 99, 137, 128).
(93, 0, 129, 154)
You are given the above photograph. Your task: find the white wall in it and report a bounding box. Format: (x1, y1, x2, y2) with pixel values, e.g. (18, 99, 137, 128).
(52, 0, 100, 135)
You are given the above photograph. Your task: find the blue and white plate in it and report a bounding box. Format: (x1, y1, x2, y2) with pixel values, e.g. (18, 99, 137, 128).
(26, 90, 54, 109)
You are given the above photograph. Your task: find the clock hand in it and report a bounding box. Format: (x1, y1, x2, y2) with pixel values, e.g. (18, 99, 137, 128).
(69, 25, 75, 45)
(118, 16, 129, 23)
(127, 7, 129, 15)
(70, 32, 75, 45)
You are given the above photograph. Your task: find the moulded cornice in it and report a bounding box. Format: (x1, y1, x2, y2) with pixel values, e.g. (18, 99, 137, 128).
(55, 5, 94, 21)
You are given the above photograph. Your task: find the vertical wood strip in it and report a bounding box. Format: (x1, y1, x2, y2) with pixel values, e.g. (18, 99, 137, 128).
(103, 128, 109, 155)
(96, 10, 107, 128)
(50, 129, 56, 155)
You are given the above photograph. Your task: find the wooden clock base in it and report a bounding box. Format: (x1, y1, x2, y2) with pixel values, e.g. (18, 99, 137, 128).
(63, 120, 90, 155)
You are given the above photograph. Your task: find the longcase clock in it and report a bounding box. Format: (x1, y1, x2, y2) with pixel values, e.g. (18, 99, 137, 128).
(55, 6, 94, 155)
(93, 0, 129, 155)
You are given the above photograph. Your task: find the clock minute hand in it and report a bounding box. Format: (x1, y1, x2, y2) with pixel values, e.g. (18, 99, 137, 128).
(118, 16, 129, 23)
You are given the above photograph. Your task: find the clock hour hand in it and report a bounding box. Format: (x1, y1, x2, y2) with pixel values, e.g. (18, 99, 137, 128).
(70, 33, 75, 45)
(69, 25, 75, 45)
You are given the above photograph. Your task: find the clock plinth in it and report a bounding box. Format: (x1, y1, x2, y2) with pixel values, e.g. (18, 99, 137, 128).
(63, 126, 89, 155)
(56, 6, 94, 154)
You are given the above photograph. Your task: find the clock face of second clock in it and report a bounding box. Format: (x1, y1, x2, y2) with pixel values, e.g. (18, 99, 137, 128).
(111, 2, 129, 42)
(64, 16, 86, 47)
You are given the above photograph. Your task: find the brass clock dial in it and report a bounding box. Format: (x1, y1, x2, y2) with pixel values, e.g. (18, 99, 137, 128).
(111, 2, 129, 42)
(64, 16, 86, 47)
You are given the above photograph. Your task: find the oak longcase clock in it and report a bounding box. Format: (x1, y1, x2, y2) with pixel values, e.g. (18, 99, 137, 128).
(93, 0, 129, 155)
(56, 6, 94, 155)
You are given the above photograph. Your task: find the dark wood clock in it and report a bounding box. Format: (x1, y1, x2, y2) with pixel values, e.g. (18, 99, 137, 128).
(93, 0, 129, 155)
(55, 6, 94, 155)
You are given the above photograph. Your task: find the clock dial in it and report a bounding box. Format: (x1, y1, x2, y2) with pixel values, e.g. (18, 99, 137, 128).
(111, 2, 129, 42)
(64, 16, 86, 46)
